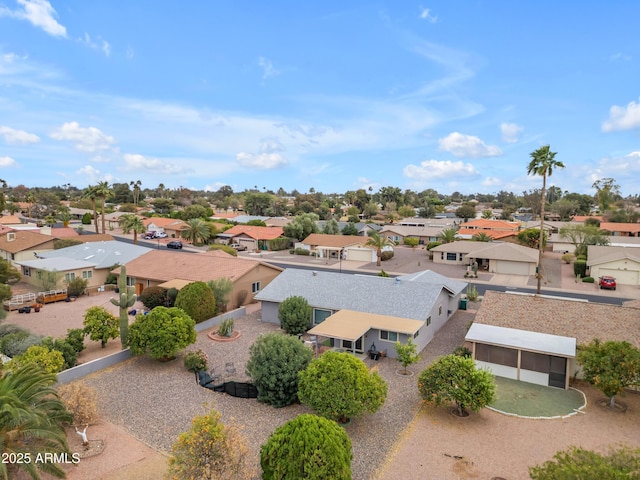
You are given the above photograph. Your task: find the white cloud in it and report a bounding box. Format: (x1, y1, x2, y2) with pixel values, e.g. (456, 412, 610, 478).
(203, 182, 229, 192)
(438, 132, 502, 158)
(50, 122, 116, 152)
(126, 46, 135, 60)
(500, 122, 523, 143)
(0, 126, 40, 144)
(418, 7, 438, 23)
(482, 177, 502, 187)
(78, 33, 111, 57)
(122, 153, 185, 174)
(257, 56, 280, 80)
(403, 159, 478, 181)
(236, 152, 287, 169)
(0, 0, 66, 37)
(75, 165, 114, 183)
(0, 156, 17, 167)
(602, 98, 640, 132)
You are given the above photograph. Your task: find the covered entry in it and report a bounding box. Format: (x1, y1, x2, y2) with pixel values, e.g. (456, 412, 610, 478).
(465, 323, 576, 389)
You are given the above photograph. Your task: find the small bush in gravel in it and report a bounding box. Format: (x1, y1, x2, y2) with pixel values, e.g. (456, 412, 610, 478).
(174, 281, 216, 324)
(260, 414, 352, 480)
(218, 318, 234, 337)
(183, 349, 208, 372)
(139, 286, 168, 310)
(246, 332, 313, 407)
(278, 296, 311, 335)
(128, 306, 196, 361)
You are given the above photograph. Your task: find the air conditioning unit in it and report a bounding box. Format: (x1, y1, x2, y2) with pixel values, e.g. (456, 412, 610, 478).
(7, 232, 15, 241)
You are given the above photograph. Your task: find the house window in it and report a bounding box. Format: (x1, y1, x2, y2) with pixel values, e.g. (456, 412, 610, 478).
(446, 252, 456, 261)
(126, 277, 135, 287)
(82, 270, 92, 279)
(251, 281, 261, 293)
(23, 267, 30, 277)
(440, 252, 444, 260)
(459, 253, 463, 261)
(64, 273, 75, 282)
(426, 316, 431, 327)
(414, 329, 420, 339)
(475, 344, 518, 368)
(380, 330, 398, 342)
(313, 308, 332, 325)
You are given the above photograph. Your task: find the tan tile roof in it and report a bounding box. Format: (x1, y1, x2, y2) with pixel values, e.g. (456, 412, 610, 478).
(474, 291, 640, 348)
(588, 245, 640, 265)
(600, 222, 640, 234)
(457, 228, 518, 240)
(0, 215, 22, 225)
(571, 215, 604, 223)
(77, 234, 115, 243)
(142, 217, 189, 230)
(462, 219, 520, 231)
(0, 230, 55, 253)
(120, 250, 282, 283)
(301, 233, 368, 248)
(222, 225, 284, 240)
(47, 228, 79, 238)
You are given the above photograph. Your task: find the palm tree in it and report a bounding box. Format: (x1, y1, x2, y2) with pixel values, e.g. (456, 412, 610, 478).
(365, 232, 394, 267)
(181, 218, 211, 245)
(58, 210, 72, 228)
(94, 181, 112, 234)
(471, 232, 493, 242)
(0, 365, 73, 480)
(130, 180, 142, 208)
(118, 214, 146, 244)
(527, 145, 565, 294)
(438, 228, 459, 244)
(82, 185, 100, 234)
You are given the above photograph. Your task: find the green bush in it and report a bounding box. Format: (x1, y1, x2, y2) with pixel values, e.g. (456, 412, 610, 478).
(1, 331, 43, 358)
(40, 337, 78, 370)
(246, 332, 313, 407)
(65, 328, 86, 353)
(576, 255, 587, 262)
(0, 283, 11, 302)
(403, 237, 419, 247)
(65, 277, 88, 297)
(573, 259, 587, 278)
(183, 348, 209, 372)
(260, 414, 352, 480)
(267, 237, 292, 251)
(174, 281, 216, 323)
(208, 244, 238, 256)
(166, 287, 179, 307)
(83, 306, 119, 348)
(294, 248, 311, 256)
(139, 286, 168, 309)
(218, 318, 234, 337)
(128, 306, 197, 361)
(278, 296, 311, 335)
(561, 253, 574, 264)
(426, 241, 442, 251)
(9, 345, 65, 374)
(453, 346, 472, 358)
(380, 250, 394, 261)
(582, 276, 595, 283)
(81, 212, 92, 225)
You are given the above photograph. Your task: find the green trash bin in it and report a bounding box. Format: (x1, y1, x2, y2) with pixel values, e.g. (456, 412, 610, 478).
(459, 298, 467, 310)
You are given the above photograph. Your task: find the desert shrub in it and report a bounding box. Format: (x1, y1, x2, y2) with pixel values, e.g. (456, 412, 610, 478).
(561, 252, 574, 264)
(65, 277, 88, 297)
(403, 237, 419, 247)
(246, 332, 313, 407)
(466, 285, 479, 301)
(41, 337, 78, 370)
(183, 348, 209, 372)
(294, 248, 311, 256)
(267, 237, 292, 251)
(0, 323, 27, 339)
(278, 296, 311, 335)
(207, 278, 233, 313)
(380, 250, 394, 261)
(166, 287, 179, 307)
(426, 241, 442, 250)
(208, 244, 238, 256)
(0, 283, 11, 303)
(139, 286, 168, 309)
(378, 269, 390, 277)
(582, 276, 595, 283)
(57, 382, 99, 426)
(1, 331, 43, 358)
(573, 259, 587, 278)
(81, 212, 92, 224)
(174, 281, 216, 323)
(83, 306, 119, 348)
(260, 414, 352, 480)
(453, 346, 472, 358)
(236, 290, 248, 307)
(10, 345, 65, 374)
(65, 328, 86, 353)
(218, 318, 234, 337)
(128, 306, 197, 361)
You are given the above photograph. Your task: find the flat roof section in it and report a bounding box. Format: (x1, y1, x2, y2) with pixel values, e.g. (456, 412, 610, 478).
(309, 309, 424, 341)
(466, 323, 576, 358)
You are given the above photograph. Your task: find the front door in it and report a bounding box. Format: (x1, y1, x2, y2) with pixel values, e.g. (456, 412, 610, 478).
(548, 356, 567, 389)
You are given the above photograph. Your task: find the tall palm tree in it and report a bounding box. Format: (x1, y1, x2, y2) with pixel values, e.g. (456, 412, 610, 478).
(82, 185, 100, 234)
(0, 365, 73, 480)
(181, 218, 211, 246)
(130, 180, 142, 208)
(94, 181, 112, 234)
(527, 145, 565, 294)
(438, 228, 459, 244)
(365, 232, 394, 267)
(118, 214, 146, 244)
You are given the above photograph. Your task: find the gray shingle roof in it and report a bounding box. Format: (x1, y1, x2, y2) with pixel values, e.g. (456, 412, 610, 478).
(254, 268, 458, 321)
(39, 241, 151, 269)
(18, 257, 95, 271)
(397, 270, 467, 295)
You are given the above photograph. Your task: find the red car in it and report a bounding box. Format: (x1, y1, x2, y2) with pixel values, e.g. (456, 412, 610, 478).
(599, 276, 616, 290)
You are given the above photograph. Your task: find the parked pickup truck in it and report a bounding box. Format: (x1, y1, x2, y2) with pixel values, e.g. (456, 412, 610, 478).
(230, 243, 247, 251)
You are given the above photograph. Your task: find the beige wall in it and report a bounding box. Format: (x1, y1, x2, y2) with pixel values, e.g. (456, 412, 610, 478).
(20, 266, 107, 290)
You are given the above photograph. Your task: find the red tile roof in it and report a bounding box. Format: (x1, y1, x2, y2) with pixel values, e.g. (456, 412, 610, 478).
(599, 222, 640, 234)
(301, 233, 368, 248)
(457, 228, 518, 240)
(460, 219, 520, 231)
(0, 215, 22, 225)
(222, 225, 284, 240)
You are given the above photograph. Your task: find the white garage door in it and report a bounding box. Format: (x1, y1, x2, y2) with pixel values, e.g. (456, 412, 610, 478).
(347, 248, 373, 262)
(599, 268, 639, 285)
(495, 260, 530, 276)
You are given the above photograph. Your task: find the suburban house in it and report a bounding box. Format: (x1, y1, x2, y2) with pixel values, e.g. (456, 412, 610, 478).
(298, 233, 389, 262)
(398, 217, 460, 228)
(215, 225, 284, 251)
(465, 291, 640, 389)
(380, 225, 444, 245)
(599, 222, 640, 237)
(587, 245, 640, 286)
(117, 249, 283, 308)
(15, 241, 152, 291)
(0, 231, 57, 266)
(254, 268, 467, 358)
(316, 221, 382, 236)
(142, 217, 189, 238)
(431, 241, 538, 275)
(457, 219, 521, 241)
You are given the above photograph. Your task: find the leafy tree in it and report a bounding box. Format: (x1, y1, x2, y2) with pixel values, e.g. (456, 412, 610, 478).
(481, 209, 493, 219)
(418, 354, 495, 416)
(559, 224, 609, 257)
(243, 192, 273, 215)
(398, 205, 416, 218)
(245, 332, 313, 407)
(206, 278, 233, 313)
(0, 365, 73, 480)
(139, 286, 169, 309)
(152, 197, 174, 214)
(455, 203, 476, 220)
(83, 306, 119, 348)
(365, 231, 394, 266)
(395, 338, 420, 374)
(9, 345, 66, 374)
(174, 281, 216, 323)
(529, 445, 640, 480)
(167, 408, 253, 480)
(577, 339, 640, 408)
(403, 237, 419, 247)
(0, 257, 20, 284)
(298, 351, 388, 423)
(341, 222, 358, 236)
(527, 145, 565, 294)
(37, 269, 61, 291)
(592, 177, 621, 212)
(282, 212, 319, 241)
(278, 296, 312, 335)
(118, 213, 146, 244)
(322, 218, 340, 235)
(517, 228, 546, 249)
(65, 277, 88, 297)
(260, 414, 352, 480)
(438, 228, 459, 244)
(128, 306, 197, 361)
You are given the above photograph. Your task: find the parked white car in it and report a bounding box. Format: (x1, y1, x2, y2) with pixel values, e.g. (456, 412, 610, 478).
(154, 231, 168, 238)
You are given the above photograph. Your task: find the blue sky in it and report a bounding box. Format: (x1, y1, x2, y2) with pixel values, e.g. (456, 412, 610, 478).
(0, 1, 639, 197)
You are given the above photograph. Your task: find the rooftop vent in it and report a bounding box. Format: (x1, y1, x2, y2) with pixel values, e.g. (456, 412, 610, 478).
(312, 271, 317, 276)
(7, 232, 15, 242)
